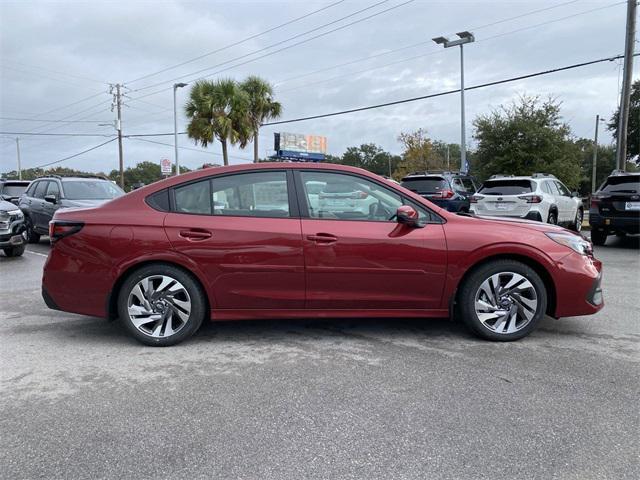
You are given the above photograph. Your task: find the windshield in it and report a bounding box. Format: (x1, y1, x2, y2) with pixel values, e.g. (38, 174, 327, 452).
(401, 177, 447, 194)
(2, 185, 28, 196)
(479, 180, 533, 195)
(601, 176, 640, 193)
(62, 180, 124, 200)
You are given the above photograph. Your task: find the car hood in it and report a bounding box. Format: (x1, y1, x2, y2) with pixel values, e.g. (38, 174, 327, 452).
(0, 199, 20, 212)
(466, 214, 581, 236)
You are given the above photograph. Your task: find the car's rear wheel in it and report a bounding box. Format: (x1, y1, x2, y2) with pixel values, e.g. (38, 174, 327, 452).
(458, 260, 547, 341)
(117, 264, 206, 346)
(546, 210, 557, 225)
(3, 244, 25, 257)
(590, 229, 608, 246)
(24, 217, 40, 244)
(569, 209, 583, 232)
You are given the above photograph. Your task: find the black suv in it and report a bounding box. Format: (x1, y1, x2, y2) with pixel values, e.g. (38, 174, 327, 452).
(19, 175, 124, 243)
(400, 171, 478, 212)
(0, 179, 31, 205)
(589, 170, 640, 245)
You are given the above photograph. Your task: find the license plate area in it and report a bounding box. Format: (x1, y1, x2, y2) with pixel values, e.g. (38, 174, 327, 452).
(625, 202, 640, 211)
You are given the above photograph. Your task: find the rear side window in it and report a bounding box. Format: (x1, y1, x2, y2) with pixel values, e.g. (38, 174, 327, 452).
(174, 180, 212, 215)
(601, 176, 640, 193)
(479, 180, 532, 195)
(401, 177, 448, 194)
(33, 181, 48, 199)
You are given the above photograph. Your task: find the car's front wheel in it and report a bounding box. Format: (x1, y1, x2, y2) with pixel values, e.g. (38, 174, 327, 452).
(590, 229, 608, 246)
(458, 260, 547, 341)
(3, 244, 25, 257)
(24, 217, 40, 244)
(117, 264, 206, 346)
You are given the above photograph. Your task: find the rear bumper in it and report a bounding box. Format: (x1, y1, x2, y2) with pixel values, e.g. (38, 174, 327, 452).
(469, 208, 540, 221)
(553, 252, 604, 318)
(588, 211, 640, 234)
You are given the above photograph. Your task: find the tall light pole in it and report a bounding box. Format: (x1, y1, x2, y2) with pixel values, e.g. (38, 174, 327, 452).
(1, 136, 21, 179)
(615, 0, 636, 170)
(433, 31, 475, 174)
(592, 115, 605, 194)
(173, 83, 188, 175)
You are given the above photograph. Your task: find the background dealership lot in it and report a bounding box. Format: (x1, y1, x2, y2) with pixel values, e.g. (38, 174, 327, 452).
(1, 235, 638, 479)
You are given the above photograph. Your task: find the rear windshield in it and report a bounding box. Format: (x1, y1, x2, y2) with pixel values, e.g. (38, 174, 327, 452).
(401, 177, 447, 194)
(479, 180, 533, 195)
(62, 180, 124, 200)
(1, 184, 28, 196)
(601, 176, 640, 193)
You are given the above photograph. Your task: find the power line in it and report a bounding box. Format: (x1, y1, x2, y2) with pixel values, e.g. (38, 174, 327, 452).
(31, 138, 117, 169)
(125, 0, 348, 84)
(262, 54, 638, 126)
(0, 116, 111, 123)
(131, 0, 413, 96)
(0, 59, 107, 85)
(0, 131, 115, 137)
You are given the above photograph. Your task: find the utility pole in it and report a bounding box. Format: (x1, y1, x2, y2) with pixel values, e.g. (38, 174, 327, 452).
(173, 83, 188, 176)
(616, 0, 637, 170)
(15, 137, 21, 180)
(110, 84, 125, 189)
(592, 115, 605, 194)
(446, 144, 450, 171)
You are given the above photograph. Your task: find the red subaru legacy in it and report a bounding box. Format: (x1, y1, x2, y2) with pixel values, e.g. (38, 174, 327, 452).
(42, 163, 603, 346)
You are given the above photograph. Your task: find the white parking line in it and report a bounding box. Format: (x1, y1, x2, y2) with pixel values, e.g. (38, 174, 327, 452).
(26, 250, 48, 258)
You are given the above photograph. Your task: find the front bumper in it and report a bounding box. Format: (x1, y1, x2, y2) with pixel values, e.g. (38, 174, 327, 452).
(553, 252, 604, 318)
(0, 233, 24, 248)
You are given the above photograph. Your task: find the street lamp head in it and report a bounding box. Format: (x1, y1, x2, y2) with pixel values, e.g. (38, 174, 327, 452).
(456, 31, 475, 40)
(174, 82, 188, 89)
(432, 36, 448, 45)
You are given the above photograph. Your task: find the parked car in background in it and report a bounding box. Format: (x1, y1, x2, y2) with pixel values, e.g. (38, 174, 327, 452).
(0, 198, 26, 257)
(43, 163, 603, 347)
(589, 170, 640, 245)
(19, 175, 124, 243)
(400, 171, 478, 212)
(471, 173, 583, 231)
(0, 179, 30, 205)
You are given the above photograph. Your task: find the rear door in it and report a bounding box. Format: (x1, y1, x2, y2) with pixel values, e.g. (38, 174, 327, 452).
(163, 170, 305, 310)
(296, 170, 447, 310)
(42, 181, 61, 226)
(31, 180, 49, 231)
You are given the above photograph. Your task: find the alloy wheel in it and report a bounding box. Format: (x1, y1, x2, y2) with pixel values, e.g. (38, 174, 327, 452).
(474, 272, 539, 335)
(127, 275, 192, 338)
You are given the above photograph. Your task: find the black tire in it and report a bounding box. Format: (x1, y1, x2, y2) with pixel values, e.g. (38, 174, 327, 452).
(3, 244, 26, 257)
(458, 260, 547, 341)
(591, 229, 608, 246)
(546, 210, 557, 225)
(24, 217, 40, 244)
(569, 209, 583, 232)
(117, 264, 206, 346)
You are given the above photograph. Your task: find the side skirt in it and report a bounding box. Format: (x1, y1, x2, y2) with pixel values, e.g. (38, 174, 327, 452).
(211, 309, 450, 321)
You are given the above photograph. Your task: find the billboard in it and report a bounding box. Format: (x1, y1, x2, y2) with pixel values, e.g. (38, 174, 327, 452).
(274, 132, 327, 161)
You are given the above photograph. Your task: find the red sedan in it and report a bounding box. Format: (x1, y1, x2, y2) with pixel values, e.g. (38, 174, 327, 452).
(42, 163, 603, 346)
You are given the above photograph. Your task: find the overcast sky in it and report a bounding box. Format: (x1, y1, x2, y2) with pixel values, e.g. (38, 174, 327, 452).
(0, 0, 635, 174)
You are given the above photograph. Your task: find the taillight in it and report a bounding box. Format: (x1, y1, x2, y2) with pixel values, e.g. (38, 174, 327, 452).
(518, 195, 542, 203)
(470, 195, 481, 203)
(49, 221, 84, 243)
(591, 196, 602, 208)
(438, 189, 455, 199)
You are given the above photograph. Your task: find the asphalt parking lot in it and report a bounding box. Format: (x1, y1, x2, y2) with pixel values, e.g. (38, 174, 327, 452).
(1, 234, 638, 480)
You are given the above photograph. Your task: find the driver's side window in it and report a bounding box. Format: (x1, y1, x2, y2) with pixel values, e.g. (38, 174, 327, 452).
(300, 171, 402, 222)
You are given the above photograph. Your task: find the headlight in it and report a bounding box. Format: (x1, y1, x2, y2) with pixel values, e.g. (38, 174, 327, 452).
(545, 232, 592, 255)
(8, 209, 23, 217)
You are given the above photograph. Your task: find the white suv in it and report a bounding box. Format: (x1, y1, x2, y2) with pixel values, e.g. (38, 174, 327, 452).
(470, 173, 583, 231)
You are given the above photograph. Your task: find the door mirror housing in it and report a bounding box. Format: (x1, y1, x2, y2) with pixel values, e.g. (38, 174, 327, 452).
(44, 194, 58, 204)
(396, 205, 422, 228)
(571, 191, 579, 198)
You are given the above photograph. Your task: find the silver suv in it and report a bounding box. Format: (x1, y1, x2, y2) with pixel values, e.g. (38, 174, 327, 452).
(470, 173, 583, 231)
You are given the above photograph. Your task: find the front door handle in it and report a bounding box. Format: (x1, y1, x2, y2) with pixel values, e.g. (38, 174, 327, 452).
(307, 233, 337, 244)
(179, 229, 212, 240)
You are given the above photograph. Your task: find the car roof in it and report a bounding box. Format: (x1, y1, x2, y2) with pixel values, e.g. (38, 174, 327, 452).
(484, 176, 538, 181)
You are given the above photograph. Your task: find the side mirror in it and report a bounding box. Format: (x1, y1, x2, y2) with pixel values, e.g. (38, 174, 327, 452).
(571, 191, 579, 198)
(44, 194, 57, 204)
(396, 205, 422, 228)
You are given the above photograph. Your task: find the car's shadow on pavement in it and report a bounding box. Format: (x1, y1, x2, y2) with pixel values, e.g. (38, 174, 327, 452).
(591, 233, 640, 250)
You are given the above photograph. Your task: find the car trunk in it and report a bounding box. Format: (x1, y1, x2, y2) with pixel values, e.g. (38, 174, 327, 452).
(474, 180, 534, 217)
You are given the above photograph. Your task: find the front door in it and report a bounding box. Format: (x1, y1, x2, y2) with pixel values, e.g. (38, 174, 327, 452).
(296, 170, 447, 310)
(164, 170, 305, 310)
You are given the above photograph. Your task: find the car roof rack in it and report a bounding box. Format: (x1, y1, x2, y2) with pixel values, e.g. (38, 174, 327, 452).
(489, 174, 518, 179)
(609, 169, 637, 176)
(531, 172, 557, 179)
(406, 170, 460, 177)
(36, 173, 109, 180)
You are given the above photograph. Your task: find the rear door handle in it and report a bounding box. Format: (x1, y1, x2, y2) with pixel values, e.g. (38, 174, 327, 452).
(307, 233, 337, 244)
(179, 229, 212, 240)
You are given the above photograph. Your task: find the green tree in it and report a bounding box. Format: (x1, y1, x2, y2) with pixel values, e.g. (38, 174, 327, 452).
(574, 138, 616, 195)
(608, 79, 639, 162)
(185, 79, 249, 166)
(473, 96, 582, 189)
(109, 162, 191, 191)
(393, 129, 440, 179)
(339, 143, 400, 176)
(240, 76, 282, 163)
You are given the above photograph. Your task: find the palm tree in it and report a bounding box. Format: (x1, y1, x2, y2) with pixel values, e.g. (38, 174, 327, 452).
(185, 79, 249, 166)
(240, 76, 282, 162)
